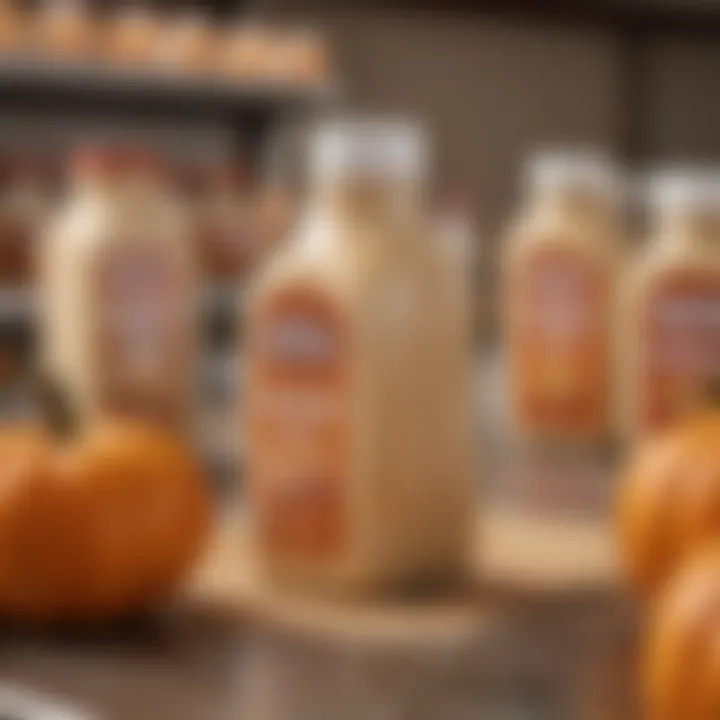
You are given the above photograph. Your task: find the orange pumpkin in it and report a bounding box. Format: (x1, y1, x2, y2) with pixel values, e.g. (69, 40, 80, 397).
(616, 411, 720, 597)
(643, 548, 720, 720)
(0, 422, 210, 622)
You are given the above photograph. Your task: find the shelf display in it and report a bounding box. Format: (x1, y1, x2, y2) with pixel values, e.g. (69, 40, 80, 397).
(221, 22, 275, 81)
(155, 12, 216, 74)
(0, 0, 716, 714)
(0, 4, 332, 90)
(104, 6, 160, 66)
(0, 0, 26, 53)
(271, 29, 329, 86)
(31, 0, 98, 61)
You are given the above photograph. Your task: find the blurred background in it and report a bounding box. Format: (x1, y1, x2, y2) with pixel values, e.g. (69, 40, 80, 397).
(0, 0, 716, 718)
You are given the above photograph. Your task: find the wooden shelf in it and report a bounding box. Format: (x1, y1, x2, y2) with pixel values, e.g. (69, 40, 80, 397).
(0, 57, 336, 120)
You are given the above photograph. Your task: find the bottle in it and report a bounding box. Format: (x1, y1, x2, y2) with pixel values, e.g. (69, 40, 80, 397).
(621, 169, 720, 442)
(271, 28, 328, 86)
(194, 162, 255, 281)
(244, 120, 475, 594)
(221, 22, 274, 81)
(33, 0, 96, 60)
(106, 5, 159, 66)
(0, 1, 26, 54)
(40, 147, 197, 433)
(156, 12, 215, 74)
(503, 152, 622, 446)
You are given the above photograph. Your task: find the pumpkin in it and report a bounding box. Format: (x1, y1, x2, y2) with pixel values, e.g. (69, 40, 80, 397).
(643, 548, 720, 720)
(616, 411, 720, 597)
(0, 421, 211, 622)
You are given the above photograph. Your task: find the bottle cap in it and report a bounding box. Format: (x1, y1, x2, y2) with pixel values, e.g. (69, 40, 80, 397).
(526, 149, 621, 204)
(310, 118, 427, 185)
(645, 166, 720, 217)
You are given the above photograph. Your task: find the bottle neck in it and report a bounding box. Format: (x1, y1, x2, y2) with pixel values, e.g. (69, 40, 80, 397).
(315, 176, 422, 227)
(530, 186, 616, 227)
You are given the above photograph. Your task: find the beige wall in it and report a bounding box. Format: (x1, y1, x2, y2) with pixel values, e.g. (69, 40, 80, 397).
(643, 37, 720, 160)
(321, 14, 622, 239)
(264, 5, 719, 254)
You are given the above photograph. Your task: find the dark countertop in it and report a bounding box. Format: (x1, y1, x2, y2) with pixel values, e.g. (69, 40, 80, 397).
(0, 361, 635, 720)
(0, 588, 638, 720)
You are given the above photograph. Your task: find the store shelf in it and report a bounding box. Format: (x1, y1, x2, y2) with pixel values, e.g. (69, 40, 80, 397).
(0, 57, 336, 119)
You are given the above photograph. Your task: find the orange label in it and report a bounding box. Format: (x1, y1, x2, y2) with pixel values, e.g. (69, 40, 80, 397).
(510, 247, 608, 435)
(246, 288, 349, 561)
(93, 245, 189, 430)
(638, 271, 720, 435)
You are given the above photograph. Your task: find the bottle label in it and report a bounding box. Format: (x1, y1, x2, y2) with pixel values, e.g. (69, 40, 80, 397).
(93, 244, 190, 430)
(638, 271, 720, 434)
(510, 246, 609, 435)
(246, 287, 349, 561)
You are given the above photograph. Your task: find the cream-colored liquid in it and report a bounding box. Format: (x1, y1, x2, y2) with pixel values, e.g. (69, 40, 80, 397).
(40, 171, 197, 433)
(504, 188, 620, 445)
(620, 208, 720, 444)
(245, 177, 475, 595)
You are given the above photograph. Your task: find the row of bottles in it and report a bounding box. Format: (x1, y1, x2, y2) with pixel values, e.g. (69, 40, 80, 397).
(40, 125, 720, 594)
(504, 154, 720, 446)
(0, 1, 329, 87)
(39, 122, 477, 595)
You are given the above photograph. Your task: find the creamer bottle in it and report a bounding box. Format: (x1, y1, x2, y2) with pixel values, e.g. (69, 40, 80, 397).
(503, 152, 621, 446)
(245, 121, 475, 595)
(621, 170, 720, 442)
(40, 147, 197, 433)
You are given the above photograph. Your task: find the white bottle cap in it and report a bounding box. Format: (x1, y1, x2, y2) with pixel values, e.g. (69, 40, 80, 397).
(645, 167, 720, 217)
(526, 150, 622, 204)
(310, 119, 427, 185)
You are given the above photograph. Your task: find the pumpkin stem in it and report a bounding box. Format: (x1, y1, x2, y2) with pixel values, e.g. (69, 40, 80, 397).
(35, 373, 78, 438)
